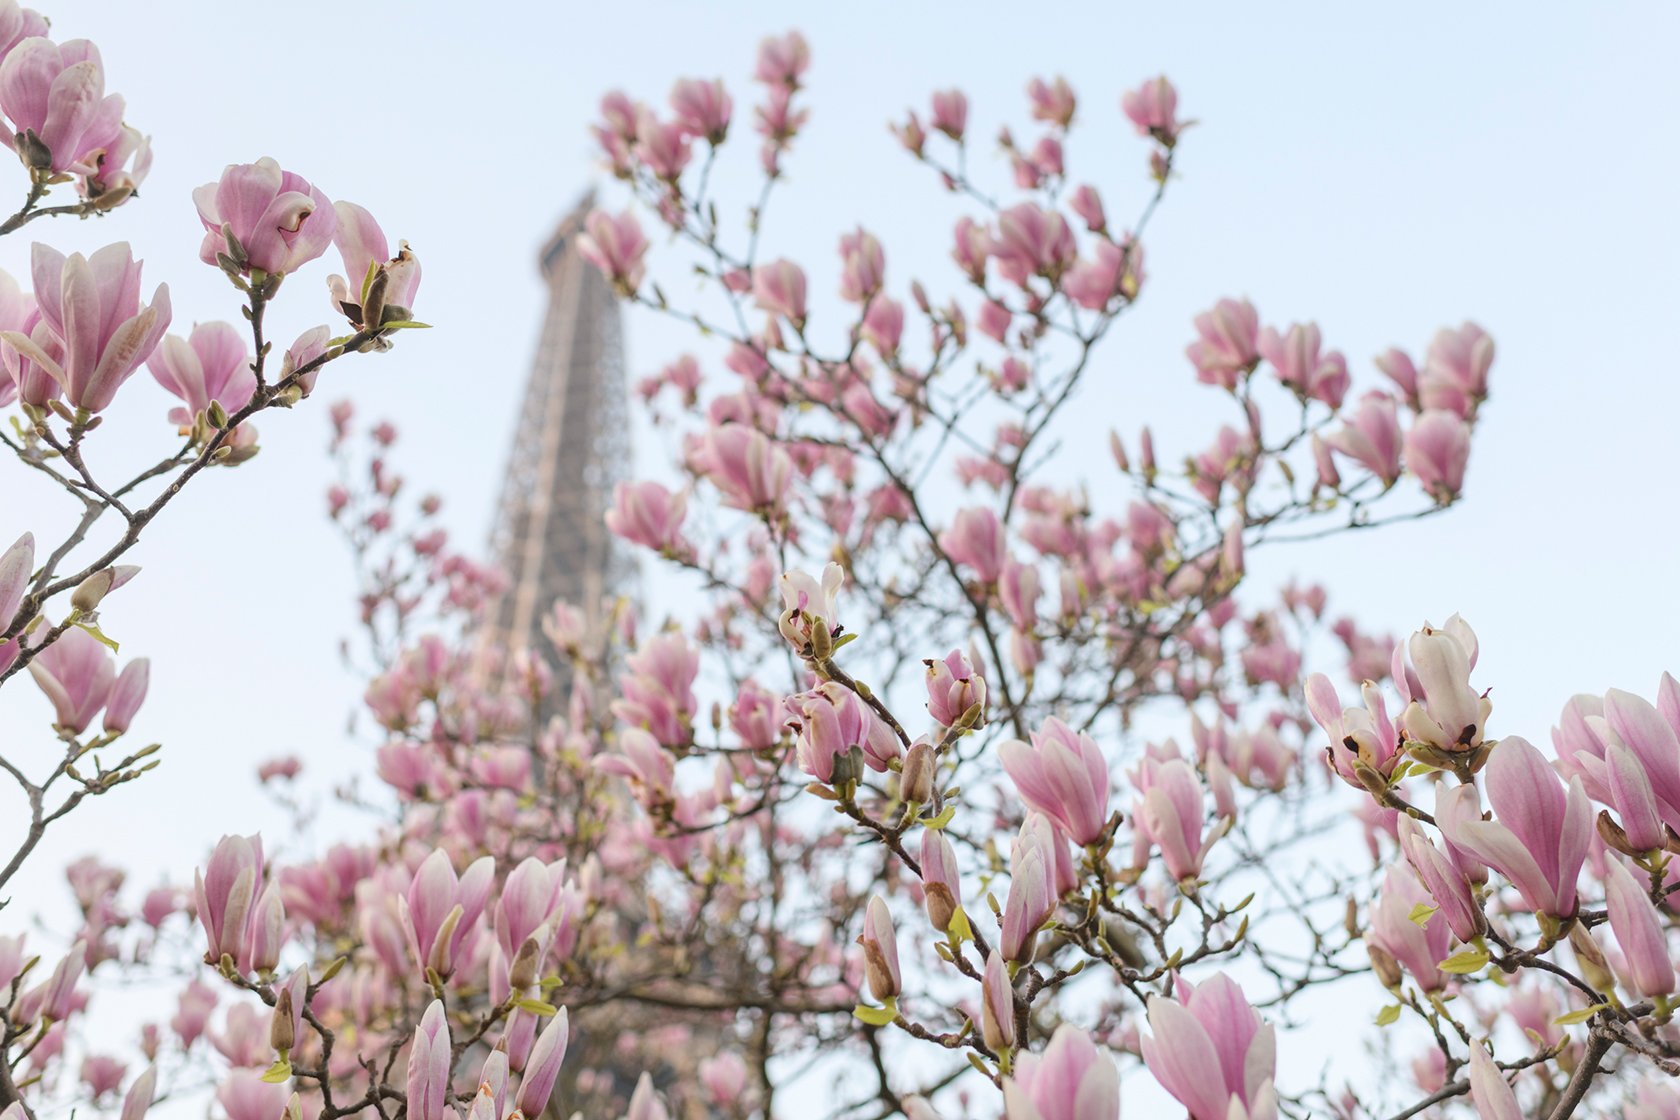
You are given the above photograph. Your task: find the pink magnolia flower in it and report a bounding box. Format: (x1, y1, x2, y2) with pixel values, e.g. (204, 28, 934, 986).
(778, 561, 844, 649)
(0, 530, 31, 633)
(1064, 239, 1145, 310)
(926, 649, 986, 729)
(1185, 298, 1260, 390)
(1439, 735, 1590, 919)
(28, 625, 113, 732)
(787, 681, 901, 780)
(752, 258, 807, 325)
(1466, 1043, 1521, 1120)
(1396, 617, 1488, 754)
(0, 266, 34, 407)
(1367, 864, 1451, 992)
(634, 106, 692, 182)
(990, 204, 1075, 285)
(1419, 321, 1493, 418)
(1403, 410, 1472, 504)
(4, 242, 171, 412)
(861, 296, 903, 356)
(930, 89, 967, 139)
(0, 7, 47, 60)
(0, 38, 122, 174)
(102, 657, 148, 734)
(999, 816, 1058, 962)
(1002, 1024, 1118, 1120)
(146, 322, 252, 427)
(1121, 76, 1182, 144)
(1604, 855, 1675, 999)
(626, 1074, 670, 1120)
(857, 895, 900, 1001)
(611, 632, 699, 748)
(1, 302, 59, 406)
(999, 717, 1111, 845)
(516, 1009, 570, 1117)
(79, 1054, 126, 1100)
(838, 228, 884, 303)
(577, 209, 647, 294)
(920, 827, 963, 933)
(597, 726, 677, 804)
(691, 423, 793, 515)
(939, 506, 1007, 583)
(669, 78, 731, 144)
(1069, 184, 1105, 232)
(194, 158, 336, 276)
(170, 981, 216, 1047)
(194, 835, 262, 966)
(1136, 758, 1222, 882)
(120, 1066, 155, 1120)
(754, 31, 810, 89)
(326, 201, 420, 329)
(699, 1052, 748, 1107)
(1257, 321, 1348, 408)
(1027, 76, 1077, 128)
(215, 1070, 288, 1120)
(1396, 816, 1485, 943)
(1324, 391, 1402, 485)
(981, 950, 1015, 1054)
(402, 848, 495, 977)
(406, 1001, 451, 1120)
(1141, 973, 1277, 1120)
(606, 481, 688, 555)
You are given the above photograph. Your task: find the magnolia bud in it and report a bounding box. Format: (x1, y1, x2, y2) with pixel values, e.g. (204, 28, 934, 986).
(20, 130, 50, 171)
(71, 569, 114, 612)
(1568, 925, 1616, 993)
(1367, 942, 1402, 989)
(901, 742, 935, 805)
(509, 936, 541, 991)
(270, 989, 295, 1053)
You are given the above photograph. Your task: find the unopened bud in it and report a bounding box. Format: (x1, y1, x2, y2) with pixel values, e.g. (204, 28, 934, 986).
(270, 990, 295, 1052)
(361, 268, 389, 332)
(924, 883, 956, 935)
(830, 745, 866, 789)
(809, 615, 834, 660)
(1366, 942, 1402, 989)
(71, 569, 116, 612)
(20, 130, 51, 171)
(1568, 924, 1615, 992)
(222, 227, 248, 268)
(509, 936, 541, 991)
(900, 742, 935, 805)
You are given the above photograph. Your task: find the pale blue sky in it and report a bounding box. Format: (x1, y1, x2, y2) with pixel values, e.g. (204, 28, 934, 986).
(2, 0, 1677, 1109)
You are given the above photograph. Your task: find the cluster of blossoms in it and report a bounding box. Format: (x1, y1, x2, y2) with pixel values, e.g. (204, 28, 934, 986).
(3, 13, 1677, 1120)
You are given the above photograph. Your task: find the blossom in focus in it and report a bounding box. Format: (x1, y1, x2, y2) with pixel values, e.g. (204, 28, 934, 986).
(193, 158, 337, 277)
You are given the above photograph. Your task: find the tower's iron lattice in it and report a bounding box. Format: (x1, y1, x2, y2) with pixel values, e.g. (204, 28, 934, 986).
(481, 193, 633, 701)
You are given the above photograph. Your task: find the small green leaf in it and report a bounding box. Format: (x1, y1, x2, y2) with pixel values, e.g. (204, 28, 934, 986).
(1408, 903, 1439, 928)
(921, 805, 956, 830)
(259, 1057, 292, 1084)
(380, 320, 432, 330)
(514, 997, 558, 1016)
(1374, 1003, 1402, 1027)
(1553, 1004, 1607, 1026)
(946, 907, 973, 945)
(1437, 947, 1490, 975)
(852, 1002, 897, 1026)
(77, 621, 119, 653)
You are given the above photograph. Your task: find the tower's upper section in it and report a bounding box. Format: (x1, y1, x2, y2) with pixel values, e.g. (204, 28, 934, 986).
(481, 192, 631, 698)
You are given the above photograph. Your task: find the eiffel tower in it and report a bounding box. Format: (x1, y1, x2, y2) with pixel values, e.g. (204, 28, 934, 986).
(482, 192, 633, 707)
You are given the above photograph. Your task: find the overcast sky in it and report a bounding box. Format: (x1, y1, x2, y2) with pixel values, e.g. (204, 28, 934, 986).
(3, 0, 1677, 1110)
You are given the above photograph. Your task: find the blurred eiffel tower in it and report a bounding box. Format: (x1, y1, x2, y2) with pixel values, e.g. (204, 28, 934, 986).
(481, 191, 633, 713)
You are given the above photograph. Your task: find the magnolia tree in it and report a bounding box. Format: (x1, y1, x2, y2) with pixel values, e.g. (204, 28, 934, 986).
(2, 8, 1677, 1120)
